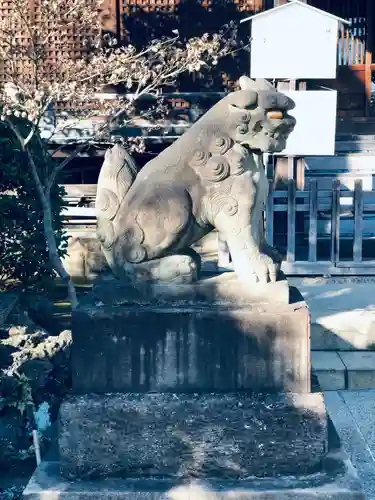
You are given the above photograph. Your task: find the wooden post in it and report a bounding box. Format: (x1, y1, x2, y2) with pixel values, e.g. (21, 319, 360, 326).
(266, 180, 274, 246)
(331, 180, 341, 264)
(365, 51, 372, 117)
(101, 0, 120, 39)
(308, 180, 318, 262)
(353, 180, 363, 263)
(365, 0, 373, 116)
(287, 179, 296, 262)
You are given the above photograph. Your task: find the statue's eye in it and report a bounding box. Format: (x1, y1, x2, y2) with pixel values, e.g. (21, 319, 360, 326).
(237, 124, 248, 135)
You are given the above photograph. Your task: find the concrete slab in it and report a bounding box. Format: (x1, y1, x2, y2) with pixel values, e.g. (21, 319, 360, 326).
(23, 456, 365, 499)
(339, 353, 375, 390)
(325, 391, 375, 500)
(311, 352, 346, 390)
(289, 278, 375, 351)
(340, 391, 375, 453)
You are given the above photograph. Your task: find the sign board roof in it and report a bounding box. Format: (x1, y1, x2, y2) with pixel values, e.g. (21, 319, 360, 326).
(240, 1, 350, 26)
(241, 1, 350, 80)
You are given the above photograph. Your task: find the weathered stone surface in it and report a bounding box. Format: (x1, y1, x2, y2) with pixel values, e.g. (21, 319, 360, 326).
(95, 78, 295, 287)
(71, 280, 309, 394)
(58, 392, 327, 480)
(92, 271, 289, 305)
(24, 451, 365, 499)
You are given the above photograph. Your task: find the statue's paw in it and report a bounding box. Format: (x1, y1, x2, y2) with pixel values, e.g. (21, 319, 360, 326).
(180, 248, 202, 274)
(158, 255, 198, 284)
(261, 243, 283, 264)
(251, 253, 278, 284)
(175, 255, 199, 283)
(260, 243, 283, 277)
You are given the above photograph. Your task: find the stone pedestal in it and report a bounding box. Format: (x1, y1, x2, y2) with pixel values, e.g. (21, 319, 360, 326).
(58, 393, 327, 480)
(23, 273, 365, 499)
(72, 273, 310, 394)
(24, 453, 365, 500)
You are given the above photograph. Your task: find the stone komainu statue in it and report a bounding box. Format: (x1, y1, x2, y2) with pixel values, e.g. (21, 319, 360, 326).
(96, 77, 296, 286)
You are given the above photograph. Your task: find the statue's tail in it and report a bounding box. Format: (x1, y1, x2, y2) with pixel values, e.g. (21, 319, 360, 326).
(96, 143, 138, 218)
(96, 143, 139, 252)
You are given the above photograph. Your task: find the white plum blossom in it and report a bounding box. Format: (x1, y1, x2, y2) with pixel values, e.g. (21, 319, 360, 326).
(0, 0, 241, 137)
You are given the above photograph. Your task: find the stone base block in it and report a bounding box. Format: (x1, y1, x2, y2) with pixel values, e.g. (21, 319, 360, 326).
(58, 393, 327, 480)
(72, 275, 310, 393)
(23, 452, 365, 499)
(91, 271, 290, 306)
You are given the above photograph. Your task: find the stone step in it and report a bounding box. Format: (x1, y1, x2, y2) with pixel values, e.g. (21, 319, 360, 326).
(311, 351, 375, 391)
(23, 454, 365, 500)
(290, 278, 375, 352)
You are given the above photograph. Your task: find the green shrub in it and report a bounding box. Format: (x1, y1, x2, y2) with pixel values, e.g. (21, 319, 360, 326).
(0, 123, 67, 291)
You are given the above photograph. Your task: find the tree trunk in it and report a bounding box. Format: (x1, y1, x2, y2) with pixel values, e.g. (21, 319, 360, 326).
(24, 146, 79, 309)
(42, 202, 79, 309)
(6, 121, 79, 308)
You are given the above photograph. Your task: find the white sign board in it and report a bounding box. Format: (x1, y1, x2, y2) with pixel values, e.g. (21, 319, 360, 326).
(250, 2, 339, 79)
(275, 90, 337, 156)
